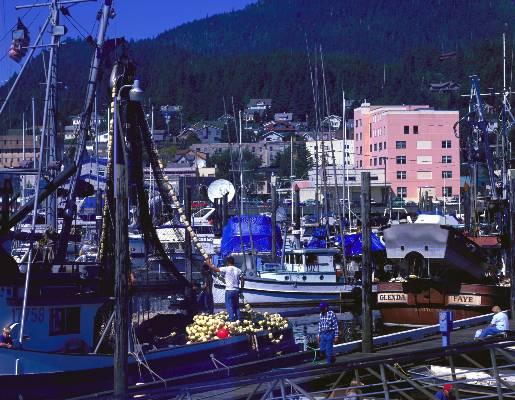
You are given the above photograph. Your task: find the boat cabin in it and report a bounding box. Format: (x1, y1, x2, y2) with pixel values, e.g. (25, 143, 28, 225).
(258, 248, 340, 283)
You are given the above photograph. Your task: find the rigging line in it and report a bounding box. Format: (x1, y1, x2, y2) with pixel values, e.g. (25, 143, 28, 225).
(63, 14, 88, 40)
(510, 33, 514, 92)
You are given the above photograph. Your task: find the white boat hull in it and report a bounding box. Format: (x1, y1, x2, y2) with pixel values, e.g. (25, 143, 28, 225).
(213, 276, 370, 306)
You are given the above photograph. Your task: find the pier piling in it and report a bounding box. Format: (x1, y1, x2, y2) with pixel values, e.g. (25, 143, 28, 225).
(360, 172, 373, 353)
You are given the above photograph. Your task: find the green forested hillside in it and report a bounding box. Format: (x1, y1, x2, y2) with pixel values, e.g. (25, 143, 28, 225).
(0, 0, 512, 130)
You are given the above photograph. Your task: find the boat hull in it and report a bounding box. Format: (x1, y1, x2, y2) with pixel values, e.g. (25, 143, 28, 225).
(0, 328, 298, 399)
(376, 281, 509, 325)
(213, 277, 367, 306)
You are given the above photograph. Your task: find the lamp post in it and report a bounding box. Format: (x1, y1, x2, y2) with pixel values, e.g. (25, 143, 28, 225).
(113, 79, 143, 400)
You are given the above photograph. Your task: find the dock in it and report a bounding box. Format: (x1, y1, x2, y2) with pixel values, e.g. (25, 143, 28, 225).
(73, 313, 515, 399)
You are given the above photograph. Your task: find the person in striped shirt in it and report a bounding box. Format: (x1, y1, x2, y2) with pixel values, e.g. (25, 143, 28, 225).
(317, 301, 338, 364)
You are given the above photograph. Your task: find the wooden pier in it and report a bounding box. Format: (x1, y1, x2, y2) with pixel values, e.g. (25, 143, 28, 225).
(72, 313, 515, 399)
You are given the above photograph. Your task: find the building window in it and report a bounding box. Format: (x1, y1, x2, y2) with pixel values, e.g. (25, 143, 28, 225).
(442, 186, 453, 197)
(50, 307, 80, 336)
(359, 160, 362, 167)
(396, 141, 406, 149)
(374, 143, 377, 151)
(369, 159, 372, 166)
(404, 126, 409, 135)
(370, 144, 372, 152)
(397, 171, 406, 180)
(379, 157, 382, 165)
(379, 142, 382, 151)
(413, 125, 419, 134)
(442, 155, 452, 163)
(397, 187, 407, 198)
(384, 141, 386, 149)
(373, 158, 377, 166)
(442, 140, 452, 148)
(442, 171, 452, 179)
(396, 156, 406, 164)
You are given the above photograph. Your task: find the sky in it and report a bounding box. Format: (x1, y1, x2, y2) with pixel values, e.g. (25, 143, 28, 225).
(0, 0, 255, 82)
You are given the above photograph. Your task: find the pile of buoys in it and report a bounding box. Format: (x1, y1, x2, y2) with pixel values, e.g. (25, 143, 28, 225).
(185, 304, 289, 344)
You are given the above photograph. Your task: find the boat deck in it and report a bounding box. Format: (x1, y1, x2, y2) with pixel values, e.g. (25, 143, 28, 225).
(75, 313, 514, 399)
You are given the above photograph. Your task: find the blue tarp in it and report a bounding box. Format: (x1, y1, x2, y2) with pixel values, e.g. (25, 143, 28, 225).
(79, 196, 103, 215)
(306, 227, 328, 249)
(220, 215, 282, 257)
(335, 232, 385, 257)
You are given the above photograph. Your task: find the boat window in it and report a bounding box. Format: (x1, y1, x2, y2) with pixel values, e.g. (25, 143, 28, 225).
(302, 276, 307, 281)
(295, 255, 302, 264)
(284, 276, 289, 281)
(49, 307, 80, 336)
(306, 254, 317, 265)
(320, 275, 324, 280)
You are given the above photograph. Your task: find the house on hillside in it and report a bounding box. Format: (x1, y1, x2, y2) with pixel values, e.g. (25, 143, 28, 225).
(263, 120, 296, 133)
(244, 98, 272, 122)
(260, 131, 285, 143)
(217, 113, 235, 125)
(177, 122, 223, 144)
(274, 112, 293, 122)
(175, 149, 207, 168)
(247, 98, 272, 113)
(321, 115, 342, 130)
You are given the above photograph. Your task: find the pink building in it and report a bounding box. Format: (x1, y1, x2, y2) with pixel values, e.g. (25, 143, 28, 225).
(353, 103, 460, 202)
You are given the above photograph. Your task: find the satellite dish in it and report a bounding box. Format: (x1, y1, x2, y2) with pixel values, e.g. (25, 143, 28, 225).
(207, 179, 235, 203)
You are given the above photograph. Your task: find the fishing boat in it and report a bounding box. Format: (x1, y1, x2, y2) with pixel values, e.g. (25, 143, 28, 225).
(377, 214, 509, 325)
(212, 217, 382, 306)
(214, 247, 362, 306)
(0, 273, 297, 399)
(0, 4, 299, 398)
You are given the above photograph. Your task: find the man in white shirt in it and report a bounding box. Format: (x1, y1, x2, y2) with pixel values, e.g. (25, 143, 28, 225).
(478, 305, 509, 338)
(210, 256, 242, 321)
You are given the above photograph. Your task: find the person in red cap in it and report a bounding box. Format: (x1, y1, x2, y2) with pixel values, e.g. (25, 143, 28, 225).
(435, 383, 454, 400)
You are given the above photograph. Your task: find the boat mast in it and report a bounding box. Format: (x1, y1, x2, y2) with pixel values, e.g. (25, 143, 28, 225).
(56, 0, 114, 261)
(306, 38, 320, 222)
(17, 0, 86, 346)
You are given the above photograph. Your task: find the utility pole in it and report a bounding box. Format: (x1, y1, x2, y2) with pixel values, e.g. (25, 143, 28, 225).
(510, 170, 515, 320)
(184, 187, 192, 283)
(114, 91, 129, 400)
(361, 172, 373, 353)
(222, 193, 228, 228)
(271, 174, 277, 262)
(32, 96, 36, 168)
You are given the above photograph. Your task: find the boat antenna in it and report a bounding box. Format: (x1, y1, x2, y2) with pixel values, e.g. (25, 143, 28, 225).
(305, 34, 320, 222)
(231, 98, 247, 268)
(320, 45, 345, 258)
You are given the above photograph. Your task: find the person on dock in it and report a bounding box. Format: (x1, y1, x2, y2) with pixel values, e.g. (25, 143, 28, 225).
(477, 305, 509, 339)
(0, 327, 13, 349)
(208, 256, 242, 321)
(317, 301, 339, 364)
(435, 383, 454, 400)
